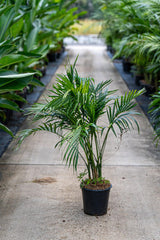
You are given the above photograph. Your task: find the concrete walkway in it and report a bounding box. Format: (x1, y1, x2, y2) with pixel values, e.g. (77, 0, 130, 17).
(0, 45, 160, 240)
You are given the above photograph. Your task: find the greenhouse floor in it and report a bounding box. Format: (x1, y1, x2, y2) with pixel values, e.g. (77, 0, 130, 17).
(0, 45, 160, 240)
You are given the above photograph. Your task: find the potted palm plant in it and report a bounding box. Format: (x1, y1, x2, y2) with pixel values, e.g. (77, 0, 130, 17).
(17, 58, 144, 216)
(149, 85, 160, 146)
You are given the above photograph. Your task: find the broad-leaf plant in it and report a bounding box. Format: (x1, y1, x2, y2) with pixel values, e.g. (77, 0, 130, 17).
(0, 0, 81, 136)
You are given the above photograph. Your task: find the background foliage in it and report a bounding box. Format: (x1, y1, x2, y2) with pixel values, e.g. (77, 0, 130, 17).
(100, 0, 160, 144)
(72, 0, 102, 19)
(0, 0, 81, 136)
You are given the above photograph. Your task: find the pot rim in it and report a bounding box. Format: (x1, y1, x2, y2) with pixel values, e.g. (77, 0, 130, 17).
(81, 184, 112, 192)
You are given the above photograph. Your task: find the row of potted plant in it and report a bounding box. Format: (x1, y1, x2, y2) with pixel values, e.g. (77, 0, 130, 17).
(100, 0, 159, 91)
(100, 0, 160, 145)
(0, 0, 82, 136)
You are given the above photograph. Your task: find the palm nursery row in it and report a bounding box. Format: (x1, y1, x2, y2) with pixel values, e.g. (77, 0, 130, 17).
(100, 0, 160, 145)
(0, 0, 82, 136)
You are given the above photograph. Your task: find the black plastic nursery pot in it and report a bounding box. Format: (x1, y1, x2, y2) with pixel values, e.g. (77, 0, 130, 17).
(47, 52, 57, 62)
(81, 185, 112, 216)
(134, 74, 144, 86)
(122, 58, 132, 73)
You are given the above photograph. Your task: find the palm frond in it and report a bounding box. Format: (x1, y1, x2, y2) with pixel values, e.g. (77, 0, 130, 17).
(107, 89, 144, 133)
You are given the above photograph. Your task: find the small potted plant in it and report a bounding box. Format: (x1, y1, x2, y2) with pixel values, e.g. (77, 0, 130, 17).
(17, 58, 144, 216)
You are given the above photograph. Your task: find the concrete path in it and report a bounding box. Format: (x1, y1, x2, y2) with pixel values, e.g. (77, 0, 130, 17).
(0, 45, 160, 240)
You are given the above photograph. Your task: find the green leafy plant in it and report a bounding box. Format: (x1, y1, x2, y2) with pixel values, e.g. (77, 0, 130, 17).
(17, 58, 144, 186)
(149, 86, 160, 145)
(100, 0, 160, 91)
(0, 71, 34, 136)
(0, 0, 81, 137)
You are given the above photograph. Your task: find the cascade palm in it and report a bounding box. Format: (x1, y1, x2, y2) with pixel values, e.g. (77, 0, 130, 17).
(101, 0, 160, 90)
(149, 86, 160, 145)
(17, 59, 144, 181)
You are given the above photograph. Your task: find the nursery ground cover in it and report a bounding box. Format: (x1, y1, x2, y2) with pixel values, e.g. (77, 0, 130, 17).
(0, 45, 160, 240)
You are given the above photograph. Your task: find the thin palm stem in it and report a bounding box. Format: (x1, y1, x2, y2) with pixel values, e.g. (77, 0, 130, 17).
(100, 126, 111, 163)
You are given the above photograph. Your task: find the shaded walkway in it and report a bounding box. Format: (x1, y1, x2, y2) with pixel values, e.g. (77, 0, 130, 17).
(0, 45, 160, 240)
